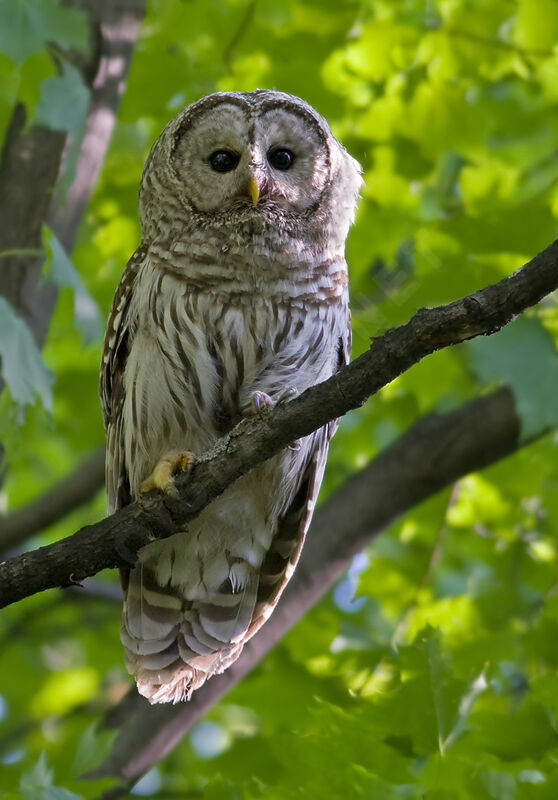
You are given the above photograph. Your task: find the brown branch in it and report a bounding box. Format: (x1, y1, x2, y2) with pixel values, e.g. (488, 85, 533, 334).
(48, 0, 146, 252)
(0, 1, 145, 526)
(0, 0, 145, 345)
(89, 386, 520, 791)
(0, 446, 105, 555)
(1, 237, 557, 609)
(0, 101, 65, 340)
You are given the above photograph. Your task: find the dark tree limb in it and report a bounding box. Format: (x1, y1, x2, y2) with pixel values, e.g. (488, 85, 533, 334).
(0, 101, 65, 333)
(89, 386, 521, 791)
(0, 446, 105, 555)
(0, 0, 144, 560)
(1, 237, 557, 609)
(0, 0, 145, 344)
(48, 0, 146, 253)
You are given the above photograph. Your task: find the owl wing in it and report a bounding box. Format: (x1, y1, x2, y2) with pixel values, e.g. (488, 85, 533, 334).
(100, 244, 146, 514)
(245, 425, 330, 641)
(246, 313, 352, 640)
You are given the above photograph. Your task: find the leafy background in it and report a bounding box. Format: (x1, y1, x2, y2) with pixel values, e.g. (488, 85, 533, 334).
(2, 0, 558, 797)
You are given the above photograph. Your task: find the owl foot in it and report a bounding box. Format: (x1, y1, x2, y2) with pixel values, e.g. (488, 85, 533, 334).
(245, 388, 300, 450)
(249, 390, 273, 414)
(246, 386, 298, 416)
(275, 386, 299, 405)
(139, 450, 195, 496)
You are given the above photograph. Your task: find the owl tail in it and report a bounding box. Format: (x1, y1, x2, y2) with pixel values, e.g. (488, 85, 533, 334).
(120, 562, 258, 703)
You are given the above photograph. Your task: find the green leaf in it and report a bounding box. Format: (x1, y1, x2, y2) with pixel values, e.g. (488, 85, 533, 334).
(5, 1, 558, 796)
(399, 628, 468, 755)
(466, 316, 558, 441)
(19, 752, 84, 800)
(34, 63, 89, 135)
(34, 64, 90, 195)
(0, 0, 88, 64)
(42, 225, 103, 344)
(20, 752, 53, 792)
(515, 0, 558, 51)
(71, 723, 114, 779)
(468, 769, 516, 800)
(22, 789, 85, 800)
(474, 699, 558, 761)
(0, 297, 53, 410)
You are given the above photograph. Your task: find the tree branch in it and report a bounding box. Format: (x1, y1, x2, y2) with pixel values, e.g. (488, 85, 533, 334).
(1, 237, 557, 609)
(0, 446, 105, 555)
(0, 0, 145, 344)
(89, 386, 521, 790)
(48, 0, 146, 253)
(0, 0, 145, 537)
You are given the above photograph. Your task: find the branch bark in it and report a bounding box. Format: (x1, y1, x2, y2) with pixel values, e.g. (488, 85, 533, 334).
(0, 0, 145, 344)
(0, 446, 105, 555)
(1, 236, 557, 608)
(48, 0, 146, 253)
(89, 386, 521, 790)
(0, 0, 144, 551)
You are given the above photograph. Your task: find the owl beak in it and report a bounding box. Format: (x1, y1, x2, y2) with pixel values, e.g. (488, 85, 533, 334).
(249, 176, 260, 205)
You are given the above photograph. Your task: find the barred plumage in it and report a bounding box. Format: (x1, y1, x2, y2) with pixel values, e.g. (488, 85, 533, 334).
(100, 90, 361, 703)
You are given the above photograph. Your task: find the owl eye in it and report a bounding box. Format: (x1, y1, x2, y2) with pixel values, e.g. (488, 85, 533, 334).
(268, 148, 295, 171)
(209, 150, 240, 173)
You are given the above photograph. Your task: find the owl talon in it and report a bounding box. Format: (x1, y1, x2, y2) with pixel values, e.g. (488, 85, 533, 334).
(276, 386, 298, 405)
(245, 387, 298, 417)
(249, 390, 274, 415)
(140, 450, 195, 496)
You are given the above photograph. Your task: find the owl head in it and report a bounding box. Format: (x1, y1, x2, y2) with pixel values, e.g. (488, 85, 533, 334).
(139, 90, 362, 249)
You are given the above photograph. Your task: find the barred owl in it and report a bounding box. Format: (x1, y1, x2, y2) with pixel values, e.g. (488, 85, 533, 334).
(100, 90, 362, 704)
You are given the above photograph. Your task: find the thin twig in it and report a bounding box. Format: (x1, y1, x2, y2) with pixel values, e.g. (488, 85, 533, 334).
(443, 26, 554, 59)
(223, 0, 258, 70)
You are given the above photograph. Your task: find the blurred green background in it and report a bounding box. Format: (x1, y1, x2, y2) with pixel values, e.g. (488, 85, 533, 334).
(2, 0, 558, 797)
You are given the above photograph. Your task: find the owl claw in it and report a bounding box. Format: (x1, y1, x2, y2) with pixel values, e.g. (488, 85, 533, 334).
(249, 390, 274, 415)
(139, 450, 195, 496)
(275, 386, 299, 405)
(246, 386, 298, 416)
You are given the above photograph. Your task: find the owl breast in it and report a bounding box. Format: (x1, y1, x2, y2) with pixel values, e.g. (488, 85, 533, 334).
(122, 250, 347, 493)
(119, 251, 349, 702)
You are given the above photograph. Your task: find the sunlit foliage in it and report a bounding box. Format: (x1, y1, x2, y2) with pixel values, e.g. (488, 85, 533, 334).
(2, 0, 558, 797)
